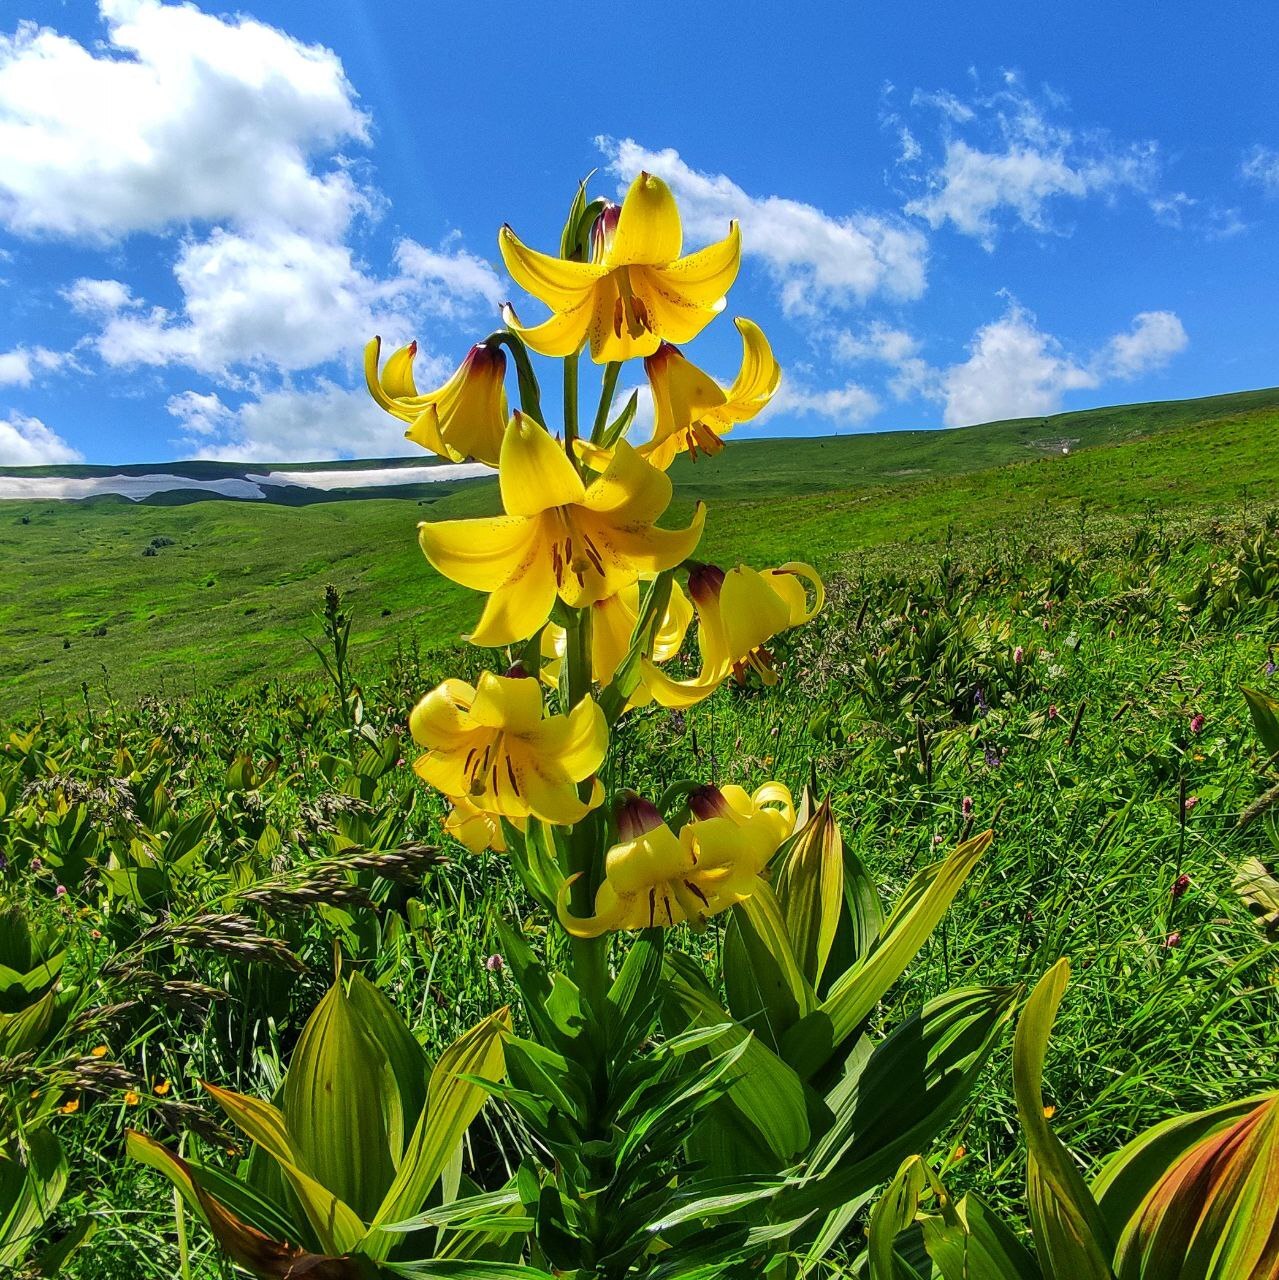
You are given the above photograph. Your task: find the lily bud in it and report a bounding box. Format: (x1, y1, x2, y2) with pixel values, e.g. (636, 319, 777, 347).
(687, 563, 726, 608)
(590, 201, 621, 263)
(615, 790, 665, 842)
(687, 783, 733, 821)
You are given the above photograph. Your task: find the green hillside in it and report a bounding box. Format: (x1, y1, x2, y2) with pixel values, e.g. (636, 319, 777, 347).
(3, 386, 1276, 713)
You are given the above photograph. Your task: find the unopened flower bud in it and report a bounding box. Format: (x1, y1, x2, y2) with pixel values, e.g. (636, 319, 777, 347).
(687, 784, 733, 822)
(615, 791, 665, 842)
(1172, 873, 1191, 897)
(590, 202, 621, 262)
(687, 563, 726, 608)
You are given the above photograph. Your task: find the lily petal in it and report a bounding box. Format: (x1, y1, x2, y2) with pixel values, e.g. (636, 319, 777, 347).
(499, 414, 586, 517)
(498, 226, 606, 304)
(607, 172, 682, 267)
(418, 514, 536, 593)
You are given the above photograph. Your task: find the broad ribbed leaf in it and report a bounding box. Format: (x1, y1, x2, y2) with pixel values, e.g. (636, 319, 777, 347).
(0, 1126, 66, 1270)
(366, 1008, 511, 1259)
(203, 1083, 367, 1255)
(345, 972, 429, 1167)
(665, 955, 810, 1162)
(1013, 960, 1115, 1280)
(126, 1131, 365, 1279)
(773, 798, 846, 990)
(788, 986, 1016, 1212)
(1107, 1091, 1279, 1280)
(723, 880, 815, 1050)
(283, 972, 399, 1222)
(1242, 686, 1279, 762)
(782, 832, 992, 1079)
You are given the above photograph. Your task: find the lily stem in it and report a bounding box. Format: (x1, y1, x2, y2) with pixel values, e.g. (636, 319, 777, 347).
(589, 361, 622, 443)
(563, 351, 580, 463)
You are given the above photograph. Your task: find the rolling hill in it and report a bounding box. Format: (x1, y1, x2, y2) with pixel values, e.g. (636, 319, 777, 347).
(2, 385, 1277, 713)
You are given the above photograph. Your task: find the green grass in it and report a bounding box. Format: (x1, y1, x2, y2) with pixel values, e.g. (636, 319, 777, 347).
(3, 387, 1277, 714)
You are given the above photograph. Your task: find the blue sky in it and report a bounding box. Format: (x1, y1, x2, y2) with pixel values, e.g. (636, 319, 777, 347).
(0, 0, 1275, 465)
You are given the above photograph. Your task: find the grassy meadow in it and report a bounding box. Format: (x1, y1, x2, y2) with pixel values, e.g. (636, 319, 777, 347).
(4, 388, 1279, 1276)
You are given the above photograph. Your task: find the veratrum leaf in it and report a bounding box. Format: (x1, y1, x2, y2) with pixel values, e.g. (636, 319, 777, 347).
(202, 1083, 367, 1255)
(782, 831, 992, 1080)
(0, 1126, 66, 1270)
(723, 880, 816, 1049)
(787, 986, 1017, 1213)
(365, 1007, 511, 1260)
(772, 798, 846, 991)
(283, 970, 400, 1223)
(1013, 960, 1116, 1280)
(1242, 685, 1279, 763)
(1107, 1091, 1279, 1280)
(664, 955, 810, 1162)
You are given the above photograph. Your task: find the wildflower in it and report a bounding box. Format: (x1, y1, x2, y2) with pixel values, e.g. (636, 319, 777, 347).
(410, 670, 607, 826)
(419, 414, 705, 647)
(153, 1080, 171, 1096)
(484, 953, 505, 973)
(953, 1145, 967, 1161)
(1268, 661, 1276, 676)
(558, 785, 793, 936)
(31, 856, 43, 871)
(984, 746, 1002, 768)
(1013, 646, 1025, 665)
(0, 852, 6, 873)
(90, 1045, 108, 1059)
(365, 337, 508, 466)
(643, 561, 824, 708)
(1163, 931, 1182, 948)
(962, 796, 973, 820)
(974, 686, 988, 714)
(1172, 873, 1191, 897)
(123, 1090, 140, 1107)
(1048, 705, 1059, 720)
(541, 579, 694, 705)
(638, 319, 780, 468)
(933, 833, 945, 846)
(1042, 1105, 1057, 1119)
(59, 1098, 80, 1115)
(500, 171, 741, 363)
(1189, 712, 1205, 734)
(90, 929, 101, 940)
(1183, 794, 1199, 812)
(55, 884, 67, 898)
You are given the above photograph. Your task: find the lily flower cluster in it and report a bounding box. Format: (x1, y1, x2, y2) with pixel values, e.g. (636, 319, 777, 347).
(366, 171, 826, 938)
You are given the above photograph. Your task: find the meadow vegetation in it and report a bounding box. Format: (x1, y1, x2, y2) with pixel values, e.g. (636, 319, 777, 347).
(3, 172, 1278, 1280)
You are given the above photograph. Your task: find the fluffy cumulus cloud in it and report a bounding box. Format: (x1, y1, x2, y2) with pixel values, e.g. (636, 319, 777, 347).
(1242, 146, 1279, 195)
(0, 411, 82, 464)
(167, 381, 414, 462)
(893, 78, 1159, 249)
(0, 345, 59, 387)
(0, 0, 369, 241)
(767, 380, 880, 426)
(598, 137, 927, 316)
(938, 302, 1188, 427)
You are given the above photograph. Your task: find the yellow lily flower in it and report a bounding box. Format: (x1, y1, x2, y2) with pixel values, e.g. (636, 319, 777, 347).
(499, 172, 741, 363)
(640, 319, 781, 470)
(644, 562, 825, 708)
(685, 781, 797, 870)
(442, 792, 520, 854)
(365, 336, 508, 466)
(557, 784, 795, 937)
(419, 413, 705, 648)
(409, 670, 607, 826)
(540, 579, 694, 704)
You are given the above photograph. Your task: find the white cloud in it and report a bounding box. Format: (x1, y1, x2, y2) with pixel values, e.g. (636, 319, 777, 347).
(0, 345, 60, 386)
(167, 381, 416, 462)
(0, 411, 82, 464)
(897, 80, 1159, 249)
(62, 277, 138, 315)
(86, 227, 499, 377)
(0, 0, 369, 242)
(938, 302, 1189, 427)
(394, 235, 504, 316)
(766, 380, 879, 427)
(1098, 310, 1188, 379)
(940, 305, 1096, 426)
(1242, 146, 1279, 195)
(598, 137, 927, 316)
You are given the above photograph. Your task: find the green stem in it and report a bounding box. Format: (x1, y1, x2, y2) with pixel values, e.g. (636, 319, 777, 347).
(563, 351, 580, 461)
(486, 330, 544, 425)
(589, 361, 622, 443)
(563, 604, 608, 1016)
